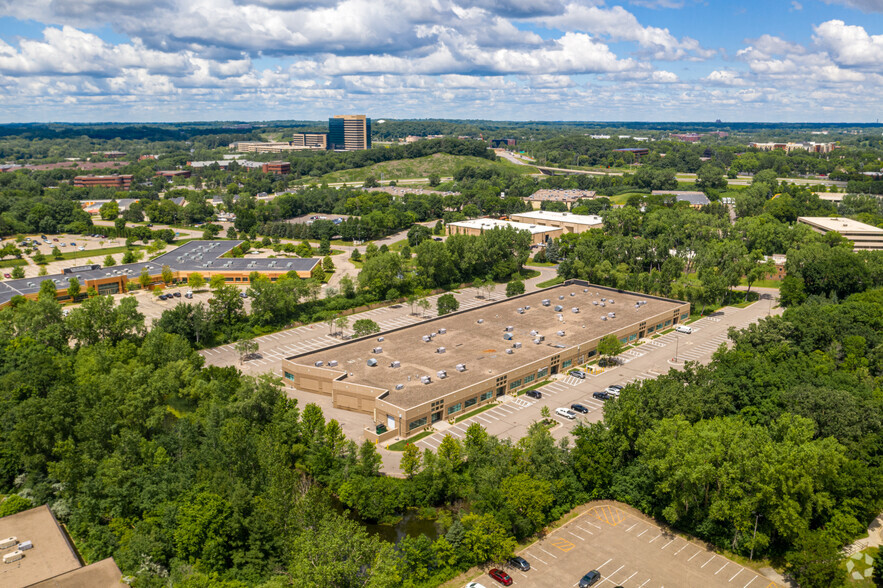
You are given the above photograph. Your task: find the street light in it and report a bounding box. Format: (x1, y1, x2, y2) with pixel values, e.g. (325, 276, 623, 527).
(674, 332, 680, 363)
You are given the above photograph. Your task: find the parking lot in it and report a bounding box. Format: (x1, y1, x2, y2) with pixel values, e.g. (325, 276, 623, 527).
(414, 297, 778, 453)
(501, 503, 781, 588)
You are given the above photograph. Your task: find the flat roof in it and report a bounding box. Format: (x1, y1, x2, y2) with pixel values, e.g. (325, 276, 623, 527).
(526, 189, 595, 201)
(0, 240, 320, 306)
(289, 284, 684, 410)
(797, 216, 883, 234)
(511, 210, 603, 226)
(29, 558, 122, 588)
(448, 218, 560, 235)
(0, 505, 81, 587)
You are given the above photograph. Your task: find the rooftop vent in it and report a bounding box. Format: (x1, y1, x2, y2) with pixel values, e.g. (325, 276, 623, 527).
(395, 384, 404, 390)
(373, 347, 383, 354)
(391, 360, 401, 368)
(422, 335, 431, 342)
(517, 308, 524, 314)
(506, 349, 514, 354)
(525, 305, 531, 310)
(437, 370, 447, 379)
(420, 375, 432, 385)
(438, 328, 446, 334)
(436, 347, 446, 353)
(557, 330, 565, 336)
(601, 316, 607, 321)
(555, 305, 563, 311)
(572, 307, 580, 313)
(367, 358, 378, 367)
(593, 300, 599, 305)
(608, 312, 615, 318)
(505, 325, 514, 332)
(570, 292, 575, 297)
(542, 299, 551, 306)
(0, 537, 16, 550)
(533, 338, 542, 345)
(530, 329, 539, 336)
(378, 336, 384, 342)
(328, 360, 339, 367)
(559, 295, 565, 300)
(477, 319, 484, 324)
(314, 361, 324, 367)
(17, 540, 32, 551)
(455, 363, 466, 372)
(503, 333, 513, 340)
(514, 342, 522, 349)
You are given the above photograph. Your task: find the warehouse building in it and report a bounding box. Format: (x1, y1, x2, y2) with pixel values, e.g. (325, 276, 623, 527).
(797, 216, 883, 250)
(509, 210, 603, 234)
(523, 189, 595, 210)
(281, 282, 689, 442)
(0, 240, 319, 308)
(0, 505, 122, 588)
(446, 218, 562, 245)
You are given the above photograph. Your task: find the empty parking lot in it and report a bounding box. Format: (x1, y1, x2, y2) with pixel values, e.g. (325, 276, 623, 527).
(506, 503, 781, 588)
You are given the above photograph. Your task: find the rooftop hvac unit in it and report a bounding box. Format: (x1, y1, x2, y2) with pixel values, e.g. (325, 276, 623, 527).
(373, 347, 383, 354)
(314, 361, 324, 367)
(555, 305, 563, 311)
(430, 333, 436, 339)
(559, 295, 564, 300)
(437, 347, 446, 353)
(609, 312, 616, 318)
(505, 325, 513, 332)
(327, 360, 339, 367)
(420, 376, 432, 384)
(584, 288, 588, 292)
(539, 335, 545, 341)
(514, 342, 522, 348)
(390, 360, 401, 368)
(438, 328, 447, 334)
(601, 316, 607, 321)
(395, 384, 404, 390)
(506, 349, 514, 354)
(422, 335, 431, 342)
(557, 330, 565, 336)
(533, 338, 542, 345)
(601, 298, 606, 302)
(367, 358, 378, 367)
(572, 307, 580, 313)
(609, 299, 615, 304)
(525, 305, 531, 310)
(456, 363, 466, 372)
(477, 318, 484, 324)
(593, 300, 599, 305)
(530, 329, 538, 336)
(3, 550, 24, 564)
(542, 299, 551, 306)
(570, 292, 575, 296)
(601, 302, 606, 307)
(17, 541, 32, 551)
(437, 370, 447, 379)
(377, 336, 385, 342)
(517, 308, 524, 314)
(0, 537, 16, 550)
(503, 333, 513, 340)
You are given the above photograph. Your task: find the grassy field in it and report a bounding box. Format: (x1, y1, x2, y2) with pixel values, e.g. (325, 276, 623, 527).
(313, 153, 537, 184)
(536, 276, 564, 288)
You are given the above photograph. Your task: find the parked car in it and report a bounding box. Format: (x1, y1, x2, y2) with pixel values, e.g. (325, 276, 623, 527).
(77, 246, 85, 251)
(240, 291, 248, 298)
(579, 571, 601, 587)
(556, 407, 577, 420)
(508, 556, 530, 572)
(525, 390, 542, 399)
(571, 404, 589, 414)
(465, 583, 487, 588)
(605, 385, 623, 397)
(675, 324, 693, 334)
(592, 391, 611, 401)
(70, 242, 76, 246)
(173, 291, 181, 298)
(488, 569, 512, 586)
(185, 291, 193, 299)
(571, 370, 587, 379)
(3, 273, 10, 279)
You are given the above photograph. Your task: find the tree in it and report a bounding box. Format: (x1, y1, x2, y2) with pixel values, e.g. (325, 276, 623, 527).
(540, 405, 551, 421)
(506, 276, 525, 297)
(122, 249, 136, 264)
(188, 272, 205, 290)
(0, 495, 33, 518)
(696, 163, 728, 191)
(597, 334, 624, 365)
(11, 266, 24, 279)
(139, 267, 152, 289)
(408, 224, 432, 247)
(161, 265, 174, 284)
(38, 279, 56, 300)
(99, 200, 119, 220)
(235, 336, 259, 363)
(323, 256, 335, 272)
(874, 551, 883, 586)
(334, 315, 350, 337)
(428, 172, 441, 187)
(103, 254, 115, 267)
(51, 246, 62, 260)
(784, 531, 848, 588)
(401, 443, 422, 479)
(363, 176, 379, 188)
(350, 248, 362, 263)
(114, 216, 126, 234)
(32, 252, 46, 265)
(437, 293, 459, 315)
(67, 277, 81, 300)
(319, 238, 331, 256)
(418, 298, 431, 317)
(311, 265, 325, 282)
(352, 318, 381, 338)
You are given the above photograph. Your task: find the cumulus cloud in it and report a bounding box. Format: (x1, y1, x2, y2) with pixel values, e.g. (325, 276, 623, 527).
(813, 19, 883, 69)
(821, 0, 883, 12)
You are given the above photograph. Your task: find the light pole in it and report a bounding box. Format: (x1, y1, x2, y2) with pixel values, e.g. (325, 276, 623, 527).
(674, 332, 680, 363)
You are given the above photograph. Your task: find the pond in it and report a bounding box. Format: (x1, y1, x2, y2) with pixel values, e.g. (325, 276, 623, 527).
(331, 496, 442, 544)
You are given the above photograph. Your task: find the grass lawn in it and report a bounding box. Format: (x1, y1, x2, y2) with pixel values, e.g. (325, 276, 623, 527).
(739, 278, 781, 289)
(527, 260, 557, 267)
(843, 546, 877, 586)
(536, 276, 564, 288)
(388, 430, 434, 451)
(520, 269, 541, 280)
(55, 244, 142, 261)
(0, 258, 28, 268)
(608, 192, 649, 205)
(454, 403, 498, 423)
(313, 153, 537, 184)
(517, 379, 552, 396)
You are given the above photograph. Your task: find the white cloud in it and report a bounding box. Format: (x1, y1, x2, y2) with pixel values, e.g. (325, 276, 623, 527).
(704, 70, 746, 86)
(821, 0, 883, 12)
(813, 19, 883, 69)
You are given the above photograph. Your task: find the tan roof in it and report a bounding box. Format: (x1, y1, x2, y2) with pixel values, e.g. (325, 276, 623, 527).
(28, 558, 122, 588)
(0, 505, 80, 588)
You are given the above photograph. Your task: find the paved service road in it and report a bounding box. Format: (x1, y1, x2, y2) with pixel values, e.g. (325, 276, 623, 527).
(504, 503, 782, 588)
(414, 291, 781, 453)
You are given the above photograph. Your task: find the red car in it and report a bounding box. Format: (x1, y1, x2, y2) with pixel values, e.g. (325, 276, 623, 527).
(488, 568, 513, 586)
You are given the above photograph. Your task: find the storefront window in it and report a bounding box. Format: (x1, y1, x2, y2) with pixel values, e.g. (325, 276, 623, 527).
(409, 417, 428, 431)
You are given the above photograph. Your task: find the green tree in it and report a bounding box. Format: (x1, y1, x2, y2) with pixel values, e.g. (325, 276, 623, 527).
(696, 163, 728, 191)
(323, 256, 335, 272)
(103, 254, 115, 267)
(350, 248, 362, 263)
(363, 175, 379, 188)
(0, 495, 33, 518)
(311, 265, 326, 282)
(188, 272, 205, 290)
(785, 531, 848, 588)
(38, 279, 56, 300)
(506, 276, 525, 297)
(99, 200, 119, 220)
(437, 293, 459, 315)
(161, 265, 173, 284)
(67, 277, 81, 300)
(114, 216, 126, 234)
(319, 237, 331, 256)
(235, 336, 259, 363)
(418, 298, 431, 317)
(428, 172, 441, 186)
(334, 315, 350, 337)
(401, 443, 422, 479)
(352, 318, 381, 338)
(139, 267, 151, 289)
(597, 334, 624, 365)
(51, 246, 62, 260)
(121, 249, 136, 264)
(11, 266, 24, 279)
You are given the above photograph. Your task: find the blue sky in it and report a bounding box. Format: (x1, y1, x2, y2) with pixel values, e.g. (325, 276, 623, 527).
(0, 0, 882, 122)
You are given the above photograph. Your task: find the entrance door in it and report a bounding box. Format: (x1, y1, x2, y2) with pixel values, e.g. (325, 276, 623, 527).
(496, 386, 506, 397)
(387, 415, 395, 431)
(551, 364, 559, 375)
(431, 411, 442, 424)
(639, 330, 645, 339)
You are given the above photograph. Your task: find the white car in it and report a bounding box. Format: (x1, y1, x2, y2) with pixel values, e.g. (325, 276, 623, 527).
(605, 385, 623, 397)
(556, 407, 577, 420)
(465, 583, 487, 588)
(675, 325, 692, 334)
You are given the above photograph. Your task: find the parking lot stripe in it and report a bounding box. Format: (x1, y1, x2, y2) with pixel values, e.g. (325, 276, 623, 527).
(617, 571, 637, 585)
(528, 553, 547, 566)
(567, 530, 585, 541)
(576, 525, 594, 535)
(595, 558, 612, 570)
(674, 543, 688, 555)
(648, 533, 662, 543)
(742, 577, 756, 588)
(730, 568, 743, 582)
(637, 579, 651, 588)
(625, 523, 638, 532)
(688, 550, 701, 561)
(637, 529, 647, 537)
(536, 547, 557, 559)
(660, 539, 676, 549)
(716, 562, 729, 574)
(604, 565, 624, 579)
(701, 555, 717, 568)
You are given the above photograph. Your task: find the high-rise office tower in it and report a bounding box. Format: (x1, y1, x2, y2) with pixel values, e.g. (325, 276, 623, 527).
(328, 115, 371, 151)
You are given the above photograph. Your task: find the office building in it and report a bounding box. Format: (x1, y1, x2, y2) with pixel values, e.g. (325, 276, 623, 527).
(73, 175, 134, 190)
(797, 217, 883, 250)
(748, 142, 836, 154)
(329, 115, 371, 151)
(156, 170, 191, 179)
(651, 190, 711, 208)
(291, 133, 328, 149)
(262, 161, 291, 175)
(281, 282, 689, 442)
(509, 210, 603, 234)
(446, 218, 562, 245)
(524, 189, 595, 210)
(0, 505, 122, 588)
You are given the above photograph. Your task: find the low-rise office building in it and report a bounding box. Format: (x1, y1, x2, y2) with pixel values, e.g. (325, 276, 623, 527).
(446, 218, 562, 245)
(156, 169, 191, 179)
(651, 190, 710, 208)
(0, 505, 122, 588)
(282, 282, 689, 441)
(262, 161, 291, 175)
(509, 210, 603, 234)
(0, 240, 320, 308)
(73, 175, 134, 190)
(797, 216, 883, 250)
(524, 189, 595, 210)
(291, 133, 328, 149)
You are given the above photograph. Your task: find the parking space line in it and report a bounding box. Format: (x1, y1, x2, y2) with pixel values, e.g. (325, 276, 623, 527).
(528, 553, 547, 566)
(536, 546, 557, 559)
(660, 538, 675, 549)
(742, 577, 756, 588)
(730, 568, 743, 582)
(625, 523, 638, 532)
(567, 530, 585, 541)
(716, 562, 729, 574)
(637, 529, 647, 537)
(616, 571, 637, 586)
(648, 533, 662, 543)
(637, 579, 650, 588)
(688, 550, 701, 561)
(674, 543, 688, 555)
(576, 525, 594, 535)
(701, 555, 717, 568)
(596, 558, 612, 569)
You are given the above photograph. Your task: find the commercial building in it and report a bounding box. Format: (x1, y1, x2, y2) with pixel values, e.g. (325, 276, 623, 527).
(797, 217, 883, 250)
(446, 218, 562, 245)
(281, 282, 689, 441)
(613, 147, 649, 158)
(73, 175, 134, 190)
(0, 505, 122, 588)
(90, 151, 127, 159)
(509, 210, 603, 234)
(748, 142, 836, 154)
(156, 169, 191, 179)
(261, 161, 291, 175)
(0, 240, 320, 308)
(329, 115, 371, 151)
(671, 133, 701, 143)
(524, 189, 595, 210)
(291, 133, 328, 149)
(81, 198, 139, 214)
(651, 190, 710, 208)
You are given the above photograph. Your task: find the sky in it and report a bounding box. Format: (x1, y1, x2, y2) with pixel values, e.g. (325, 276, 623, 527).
(0, 0, 882, 123)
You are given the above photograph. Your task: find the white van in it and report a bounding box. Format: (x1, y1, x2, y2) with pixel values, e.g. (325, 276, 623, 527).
(675, 325, 692, 334)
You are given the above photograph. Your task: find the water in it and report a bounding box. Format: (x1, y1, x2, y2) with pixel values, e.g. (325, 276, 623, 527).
(330, 496, 442, 544)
